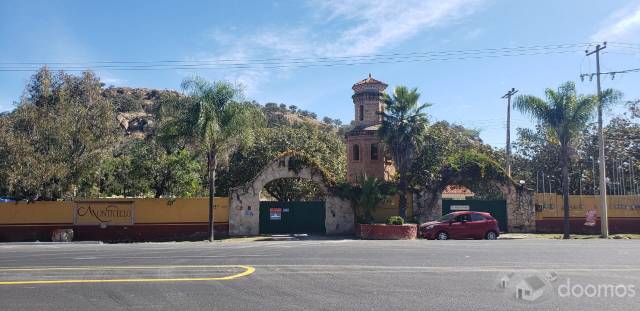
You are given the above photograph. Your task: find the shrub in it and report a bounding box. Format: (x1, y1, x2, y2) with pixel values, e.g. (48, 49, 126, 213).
(387, 216, 404, 225)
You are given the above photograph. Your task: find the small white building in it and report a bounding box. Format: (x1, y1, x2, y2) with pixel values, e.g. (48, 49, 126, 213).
(515, 275, 546, 301)
(499, 272, 514, 289)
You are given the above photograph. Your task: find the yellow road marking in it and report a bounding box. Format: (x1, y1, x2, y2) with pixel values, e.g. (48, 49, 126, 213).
(0, 265, 255, 285)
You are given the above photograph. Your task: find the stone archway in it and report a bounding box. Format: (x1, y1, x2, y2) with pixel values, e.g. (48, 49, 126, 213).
(411, 154, 536, 233)
(228, 154, 354, 236)
(413, 182, 535, 232)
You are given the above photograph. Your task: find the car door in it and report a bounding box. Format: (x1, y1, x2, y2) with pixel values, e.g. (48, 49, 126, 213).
(449, 213, 471, 239)
(468, 213, 487, 239)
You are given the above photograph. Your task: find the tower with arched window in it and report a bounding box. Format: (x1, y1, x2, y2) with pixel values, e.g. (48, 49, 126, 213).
(345, 74, 395, 183)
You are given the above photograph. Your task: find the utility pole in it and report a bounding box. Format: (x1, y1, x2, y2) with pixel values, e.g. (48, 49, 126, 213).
(586, 42, 609, 238)
(502, 88, 518, 178)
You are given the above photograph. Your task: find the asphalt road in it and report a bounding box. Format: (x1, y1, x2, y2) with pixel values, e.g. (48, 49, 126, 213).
(0, 238, 639, 311)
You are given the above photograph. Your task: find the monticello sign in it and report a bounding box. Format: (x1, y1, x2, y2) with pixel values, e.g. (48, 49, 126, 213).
(74, 201, 135, 225)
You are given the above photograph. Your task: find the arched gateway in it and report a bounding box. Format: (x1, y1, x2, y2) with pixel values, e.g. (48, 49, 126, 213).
(411, 154, 536, 233)
(229, 153, 354, 236)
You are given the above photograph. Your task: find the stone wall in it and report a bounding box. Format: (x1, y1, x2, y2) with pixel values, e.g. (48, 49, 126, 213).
(229, 155, 354, 236)
(411, 184, 535, 233)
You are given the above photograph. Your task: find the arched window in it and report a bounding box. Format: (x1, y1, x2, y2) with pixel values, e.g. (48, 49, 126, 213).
(370, 143, 378, 160)
(359, 105, 364, 121)
(353, 144, 360, 161)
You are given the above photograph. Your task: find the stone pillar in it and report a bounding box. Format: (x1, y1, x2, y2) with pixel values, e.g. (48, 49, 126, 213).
(229, 187, 260, 236)
(412, 190, 442, 223)
(501, 183, 536, 232)
(325, 196, 355, 235)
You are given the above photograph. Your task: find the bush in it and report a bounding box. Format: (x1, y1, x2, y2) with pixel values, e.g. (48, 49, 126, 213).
(386, 216, 404, 225)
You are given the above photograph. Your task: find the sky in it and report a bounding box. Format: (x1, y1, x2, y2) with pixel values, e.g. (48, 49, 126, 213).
(1, 0, 640, 148)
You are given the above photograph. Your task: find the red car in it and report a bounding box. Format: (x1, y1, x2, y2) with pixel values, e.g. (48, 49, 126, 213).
(420, 211, 500, 240)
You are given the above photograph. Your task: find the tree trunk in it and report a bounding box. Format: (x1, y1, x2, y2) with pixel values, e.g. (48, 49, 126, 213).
(398, 176, 407, 220)
(207, 150, 217, 242)
(561, 144, 571, 239)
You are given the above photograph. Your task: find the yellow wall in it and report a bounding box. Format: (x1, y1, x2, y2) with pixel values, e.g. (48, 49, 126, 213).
(0, 201, 75, 224)
(365, 194, 414, 222)
(535, 193, 640, 219)
(0, 198, 229, 225)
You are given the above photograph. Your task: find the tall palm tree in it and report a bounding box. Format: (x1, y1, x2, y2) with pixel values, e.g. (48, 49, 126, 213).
(177, 77, 264, 241)
(514, 81, 618, 239)
(379, 86, 429, 219)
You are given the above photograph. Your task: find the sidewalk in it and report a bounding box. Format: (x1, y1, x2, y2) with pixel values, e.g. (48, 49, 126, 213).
(499, 233, 639, 240)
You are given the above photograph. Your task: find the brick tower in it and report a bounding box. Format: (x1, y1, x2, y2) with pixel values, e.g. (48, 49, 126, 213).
(346, 74, 395, 183)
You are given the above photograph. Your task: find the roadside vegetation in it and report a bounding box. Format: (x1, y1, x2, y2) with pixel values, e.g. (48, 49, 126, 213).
(0, 67, 637, 235)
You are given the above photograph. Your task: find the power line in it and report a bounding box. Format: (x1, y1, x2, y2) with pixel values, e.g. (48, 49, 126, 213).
(0, 43, 596, 65)
(580, 67, 640, 81)
(0, 43, 598, 72)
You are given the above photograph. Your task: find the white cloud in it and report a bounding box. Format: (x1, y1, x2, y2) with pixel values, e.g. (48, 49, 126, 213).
(196, 0, 485, 95)
(179, 48, 272, 96)
(463, 28, 484, 41)
(592, 4, 640, 41)
(311, 0, 485, 56)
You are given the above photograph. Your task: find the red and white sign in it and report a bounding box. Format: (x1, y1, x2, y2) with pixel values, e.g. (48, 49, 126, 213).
(270, 208, 282, 220)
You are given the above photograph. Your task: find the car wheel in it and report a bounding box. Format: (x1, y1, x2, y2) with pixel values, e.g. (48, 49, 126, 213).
(485, 231, 497, 240)
(436, 231, 449, 240)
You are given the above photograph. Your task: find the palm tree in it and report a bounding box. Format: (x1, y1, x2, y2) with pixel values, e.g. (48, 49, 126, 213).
(177, 77, 264, 241)
(514, 82, 619, 239)
(378, 86, 429, 219)
(356, 175, 394, 223)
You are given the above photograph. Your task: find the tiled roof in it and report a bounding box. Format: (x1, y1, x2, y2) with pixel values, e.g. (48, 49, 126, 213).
(352, 74, 388, 88)
(442, 185, 474, 195)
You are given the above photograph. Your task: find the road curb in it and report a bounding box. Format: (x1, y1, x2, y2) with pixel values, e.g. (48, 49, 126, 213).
(0, 241, 103, 246)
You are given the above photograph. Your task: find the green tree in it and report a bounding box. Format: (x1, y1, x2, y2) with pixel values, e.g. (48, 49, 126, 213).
(173, 77, 264, 241)
(96, 143, 202, 199)
(378, 86, 429, 219)
(2, 68, 118, 200)
(217, 122, 346, 199)
(514, 81, 620, 239)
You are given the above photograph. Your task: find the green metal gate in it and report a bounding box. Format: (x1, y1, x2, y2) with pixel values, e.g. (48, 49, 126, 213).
(259, 201, 326, 234)
(442, 199, 508, 232)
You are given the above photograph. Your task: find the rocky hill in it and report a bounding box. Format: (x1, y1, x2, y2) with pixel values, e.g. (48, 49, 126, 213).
(102, 87, 347, 139)
(102, 87, 182, 139)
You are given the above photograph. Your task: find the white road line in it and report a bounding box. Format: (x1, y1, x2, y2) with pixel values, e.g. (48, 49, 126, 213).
(248, 264, 640, 272)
